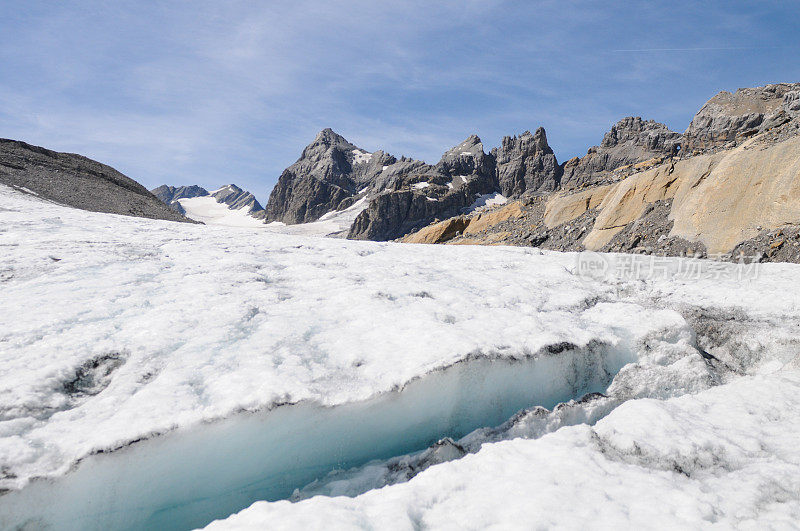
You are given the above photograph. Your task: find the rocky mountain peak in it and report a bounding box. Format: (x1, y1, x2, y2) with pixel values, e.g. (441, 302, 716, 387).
(532, 127, 551, 152)
(436, 135, 492, 178)
(265, 130, 420, 224)
(211, 184, 264, 214)
(152, 185, 209, 203)
(492, 127, 560, 197)
(441, 135, 484, 156)
(561, 117, 680, 189)
(310, 128, 354, 149)
(151, 183, 265, 218)
(684, 82, 800, 152)
(499, 127, 553, 155)
(600, 117, 680, 151)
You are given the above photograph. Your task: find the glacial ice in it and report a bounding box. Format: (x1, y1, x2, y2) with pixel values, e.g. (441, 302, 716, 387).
(1, 183, 800, 530)
(1, 344, 630, 530)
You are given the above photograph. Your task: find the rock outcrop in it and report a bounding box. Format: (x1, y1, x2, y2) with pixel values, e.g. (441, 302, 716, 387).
(211, 184, 265, 216)
(151, 185, 209, 214)
(264, 82, 800, 261)
(683, 83, 800, 153)
(0, 139, 193, 223)
(560, 117, 682, 189)
(264, 127, 568, 240)
(492, 127, 560, 196)
(400, 82, 800, 264)
(347, 136, 498, 240)
(263, 128, 415, 224)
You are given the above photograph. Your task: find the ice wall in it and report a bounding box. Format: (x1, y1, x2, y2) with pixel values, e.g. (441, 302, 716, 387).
(0, 343, 630, 531)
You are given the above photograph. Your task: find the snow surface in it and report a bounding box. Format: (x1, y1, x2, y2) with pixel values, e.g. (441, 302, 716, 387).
(411, 181, 430, 189)
(1, 183, 800, 529)
(177, 196, 264, 228)
(176, 188, 367, 236)
(264, 196, 368, 237)
(351, 149, 373, 165)
(464, 192, 508, 213)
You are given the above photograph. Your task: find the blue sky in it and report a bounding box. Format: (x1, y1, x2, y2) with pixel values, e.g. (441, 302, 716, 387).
(1, 1, 799, 203)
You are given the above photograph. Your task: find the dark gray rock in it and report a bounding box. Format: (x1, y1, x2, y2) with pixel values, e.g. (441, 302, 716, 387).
(492, 127, 561, 196)
(264, 129, 359, 224)
(264, 129, 415, 224)
(599, 200, 707, 257)
(0, 139, 193, 222)
(211, 184, 264, 217)
(151, 185, 209, 215)
(348, 136, 498, 240)
(560, 117, 681, 189)
(728, 224, 800, 264)
(434, 134, 495, 179)
(151, 184, 209, 203)
(683, 83, 800, 153)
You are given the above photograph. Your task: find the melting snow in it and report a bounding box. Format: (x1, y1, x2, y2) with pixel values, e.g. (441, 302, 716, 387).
(412, 182, 430, 190)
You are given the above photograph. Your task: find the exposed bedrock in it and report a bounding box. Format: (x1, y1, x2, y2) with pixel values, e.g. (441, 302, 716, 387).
(151, 185, 209, 214)
(264, 82, 800, 251)
(263, 128, 426, 224)
(492, 127, 561, 196)
(211, 184, 264, 215)
(560, 117, 682, 189)
(683, 82, 800, 153)
(409, 125, 800, 262)
(348, 135, 499, 240)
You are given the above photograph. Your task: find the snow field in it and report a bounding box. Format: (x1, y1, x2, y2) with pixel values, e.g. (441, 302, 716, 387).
(2, 184, 800, 529)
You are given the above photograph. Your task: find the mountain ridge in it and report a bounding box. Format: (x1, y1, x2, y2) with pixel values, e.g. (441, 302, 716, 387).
(0, 138, 194, 223)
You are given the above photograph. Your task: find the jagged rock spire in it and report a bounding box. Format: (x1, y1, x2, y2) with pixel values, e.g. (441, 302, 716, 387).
(492, 127, 560, 197)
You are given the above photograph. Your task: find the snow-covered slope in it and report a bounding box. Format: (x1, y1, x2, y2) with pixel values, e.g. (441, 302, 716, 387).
(177, 195, 266, 227)
(263, 196, 370, 237)
(152, 182, 370, 235)
(152, 184, 267, 227)
(1, 183, 799, 530)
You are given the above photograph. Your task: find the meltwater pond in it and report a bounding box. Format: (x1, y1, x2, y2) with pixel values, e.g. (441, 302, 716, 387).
(0, 342, 630, 531)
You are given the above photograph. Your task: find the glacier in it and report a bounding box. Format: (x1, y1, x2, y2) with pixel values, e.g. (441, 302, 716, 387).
(1, 184, 799, 530)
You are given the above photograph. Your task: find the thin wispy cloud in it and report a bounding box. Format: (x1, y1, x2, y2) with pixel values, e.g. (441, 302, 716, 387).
(0, 1, 798, 203)
(612, 46, 789, 53)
